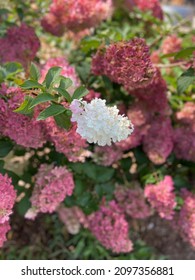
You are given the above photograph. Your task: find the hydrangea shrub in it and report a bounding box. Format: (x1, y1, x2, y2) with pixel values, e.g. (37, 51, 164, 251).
(0, 0, 195, 258)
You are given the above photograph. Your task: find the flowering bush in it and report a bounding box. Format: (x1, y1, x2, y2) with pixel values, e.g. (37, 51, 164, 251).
(0, 0, 195, 260)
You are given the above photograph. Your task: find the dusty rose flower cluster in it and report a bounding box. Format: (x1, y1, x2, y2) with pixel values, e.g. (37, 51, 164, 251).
(41, 0, 113, 36)
(175, 102, 195, 131)
(27, 164, 74, 217)
(41, 13, 66, 37)
(0, 89, 7, 136)
(128, 70, 169, 113)
(173, 102, 195, 162)
(151, 34, 182, 63)
(58, 206, 89, 234)
(0, 86, 46, 148)
(116, 101, 151, 151)
(0, 57, 89, 161)
(116, 100, 173, 165)
(0, 174, 16, 247)
(143, 116, 173, 165)
(135, 0, 163, 20)
(92, 38, 156, 90)
(176, 189, 195, 248)
(45, 118, 88, 162)
(115, 184, 151, 219)
(0, 174, 16, 224)
(88, 200, 133, 253)
(93, 145, 123, 166)
(161, 35, 182, 55)
(84, 89, 101, 102)
(125, 0, 163, 20)
(144, 176, 176, 220)
(112, 65, 173, 165)
(0, 23, 40, 68)
(0, 222, 10, 248)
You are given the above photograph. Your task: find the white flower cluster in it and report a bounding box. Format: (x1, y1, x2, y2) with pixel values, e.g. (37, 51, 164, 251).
(70, 98, 134, 146)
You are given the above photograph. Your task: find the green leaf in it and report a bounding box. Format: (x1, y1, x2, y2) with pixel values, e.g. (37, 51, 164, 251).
(29, 93, 55, 109)
(71, 162, 115, 183)
(102, 75, 113, 90)
(81, 38, 101, 53)
(175, 47, 195, 60)
(0, 8, 10, 15)
(72, 86, 89, 100)
(0, 66, 6, 83)
(20, 80, 43, 89)
(95, 182, 115, 199)
(0, 160, 4, 172)
(78, 192, 92, 207)
(55, 87, 72, 103)
(30, 62, 40, 81)
(5, 62, 23, 74)
(54, 111, 71, 130)
(37, 104, 66, 120)
(14, 96, 34, 115)
(74, 179, 87, 196)
(0, 140, 14, 157)
(177, 68, 195, 94)
(161, 52, 178, 59)
(59, 76, 73, 89)
(16, 7, 24, 21)
(161, 47, 195, 60)
(44, 66, 62, 89)
(16, 191, 31, 216)
(76, 62, 90, 83)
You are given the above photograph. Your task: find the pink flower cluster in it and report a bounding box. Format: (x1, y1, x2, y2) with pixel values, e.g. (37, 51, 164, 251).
(116, 101, 151, 151)
(144, 176, 176, 220)
(0, 85, 88, 161)
(92, 38, 156, 90)
(40, 57, 80, 94)
(176, 102, 195, 130)
(0, 56, 89, 161)
(93, 145, 123, 166)
(128, 70, 169, 113)
(45, 118, 88, 162)
(116, 100, 173, 165)
(143, 116, 173, 165)
(41, 0, 113, 36)
(0, 174, 16, 224)
(58, 206, 89, 234)
(135, 0, 163, 20)
(176, 189, 195, 248)
(0, 86, 46, 149)
(151, 34, 182, 63)
(41, 13, 66, 37)
(0, 222, 10, 248)
(84, 89, 101, 102)
(161, 35, 182, 55)
(88, 200, 133, 253)
(0, 23, 40, 68)
(29, 164, 75, 215)
(115, 184, 151, 219)
(174, 128, 195, 162)
(173, 102, 195, 162)
(125, 0, 163, 20)
(0, 94, 7, 136)
(0, 173, 16, 247)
